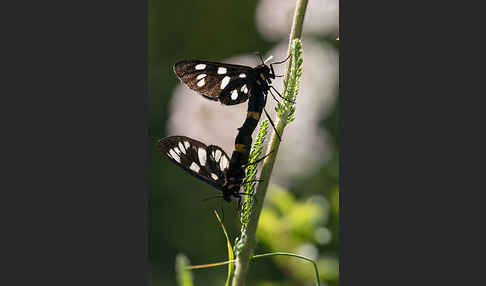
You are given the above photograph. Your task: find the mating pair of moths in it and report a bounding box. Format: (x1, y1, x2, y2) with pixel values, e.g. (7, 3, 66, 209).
(158, 55, 290, 204)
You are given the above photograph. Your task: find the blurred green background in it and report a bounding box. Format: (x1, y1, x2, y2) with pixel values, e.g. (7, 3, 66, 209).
(149, 1, 339, 285)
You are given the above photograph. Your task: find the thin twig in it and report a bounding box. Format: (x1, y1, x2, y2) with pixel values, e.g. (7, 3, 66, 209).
(187, 252, 320, 286)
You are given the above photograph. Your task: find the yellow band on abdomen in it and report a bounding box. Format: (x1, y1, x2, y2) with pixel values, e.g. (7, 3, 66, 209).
(235, 144, 247, 153)
(227, 184, 238, 190)
(247, 111, 261, 120)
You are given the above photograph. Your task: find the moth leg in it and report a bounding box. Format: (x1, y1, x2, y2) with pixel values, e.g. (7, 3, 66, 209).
(264, 107, 282, 142)
(241, 179, 264, 185)
(244, 150, 275, 167)
(271, 85, 295, 104)
(242, 174, 266, 186)
(239, 192, 258, 208)
(268, 88, 281, 105)
(236, 198, 241, 214)
(238, 192, 256, 196)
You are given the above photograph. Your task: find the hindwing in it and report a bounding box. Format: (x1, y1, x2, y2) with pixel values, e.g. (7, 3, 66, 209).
(157, 136, 231, 189)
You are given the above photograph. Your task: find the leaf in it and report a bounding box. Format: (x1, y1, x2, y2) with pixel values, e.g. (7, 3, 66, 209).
(175, 254, 194, 286)
(214, 211, 235, 286)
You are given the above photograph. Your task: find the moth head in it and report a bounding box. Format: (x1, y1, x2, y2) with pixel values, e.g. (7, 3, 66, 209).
(224, 183, 241, 202)
(255, 64, 275, 84)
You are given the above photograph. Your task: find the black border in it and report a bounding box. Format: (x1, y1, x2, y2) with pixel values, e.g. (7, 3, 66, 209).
(3, 1, 147, 285)
(341, 0, 459, 285)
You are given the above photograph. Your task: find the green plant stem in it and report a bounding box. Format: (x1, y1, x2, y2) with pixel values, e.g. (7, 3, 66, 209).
(283, 0, 308, 86)
(231, 1, 308, 285)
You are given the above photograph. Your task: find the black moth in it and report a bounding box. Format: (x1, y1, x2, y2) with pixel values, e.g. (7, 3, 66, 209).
(173, 58, 280, 105)
(157, 136, 248, 202)
(161, 55, 289, 203)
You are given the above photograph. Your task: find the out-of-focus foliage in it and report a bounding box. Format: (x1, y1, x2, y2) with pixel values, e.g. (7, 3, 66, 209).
(149, 0, 338, 285)
(175, 254, 194, 286)
(255, 281, 294, 286)
(257, 186, 339, 285)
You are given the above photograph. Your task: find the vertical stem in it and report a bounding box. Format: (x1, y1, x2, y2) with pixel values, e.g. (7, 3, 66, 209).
(289, 0, 308, 46)
(231, 1, 308, 285)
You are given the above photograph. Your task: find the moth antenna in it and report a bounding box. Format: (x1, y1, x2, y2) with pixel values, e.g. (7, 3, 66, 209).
(220, 201, 225, 221)
(258, 54, 265, 65)
(264, 55, 274, 64)
(270, 53, 291, 65)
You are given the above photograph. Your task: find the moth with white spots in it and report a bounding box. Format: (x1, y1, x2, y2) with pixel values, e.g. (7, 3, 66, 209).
(173, 56, 290, 142)
(173, 58, 280, 105)
(157, 136, 248, 202)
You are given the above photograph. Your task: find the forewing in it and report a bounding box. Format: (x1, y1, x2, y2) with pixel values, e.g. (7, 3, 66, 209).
(218, 78, 252, 105)
(173, 60, 252, 105)
(157, 136, 229, 189)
